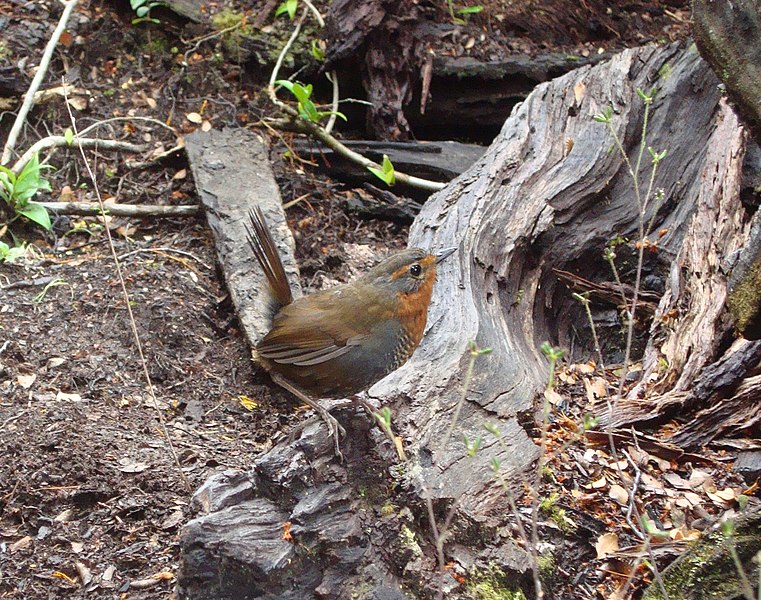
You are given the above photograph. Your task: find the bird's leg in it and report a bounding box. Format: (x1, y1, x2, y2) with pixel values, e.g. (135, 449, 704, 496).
(270, 373, 346, 460)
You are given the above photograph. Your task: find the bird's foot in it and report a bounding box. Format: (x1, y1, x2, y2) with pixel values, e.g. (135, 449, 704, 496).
(315, 406, 346, 461)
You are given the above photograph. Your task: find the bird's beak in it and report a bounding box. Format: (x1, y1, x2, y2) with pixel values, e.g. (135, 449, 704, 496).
(435, 247, 457, 263)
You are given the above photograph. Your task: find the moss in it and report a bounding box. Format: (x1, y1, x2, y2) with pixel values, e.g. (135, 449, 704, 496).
(143, 36, 170, 55)
(0, 40, 10, 60)
(538, 493, 577, 534)
(380, 501, 397, 517)
(537, 552, 556, 582)
(399, 524, 422, 557)
(728, 259, 761, 335)
(466, 564, 527, 600)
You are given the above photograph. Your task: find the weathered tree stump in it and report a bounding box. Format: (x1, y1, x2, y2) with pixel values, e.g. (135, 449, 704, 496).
(178, 41, 761, 598)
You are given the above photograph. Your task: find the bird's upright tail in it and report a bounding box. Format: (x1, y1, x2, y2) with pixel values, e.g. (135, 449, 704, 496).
(246, 207, 294, 309)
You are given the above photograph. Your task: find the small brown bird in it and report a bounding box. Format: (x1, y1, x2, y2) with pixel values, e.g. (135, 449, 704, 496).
(246, 207, 455, 457)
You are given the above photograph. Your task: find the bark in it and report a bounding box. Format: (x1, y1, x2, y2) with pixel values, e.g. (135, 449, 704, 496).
(325, 0, 426, 139)
(692, 0, 761, 144)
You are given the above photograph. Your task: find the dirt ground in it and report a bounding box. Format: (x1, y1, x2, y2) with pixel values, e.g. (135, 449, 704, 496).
(3, 0, 740, 598)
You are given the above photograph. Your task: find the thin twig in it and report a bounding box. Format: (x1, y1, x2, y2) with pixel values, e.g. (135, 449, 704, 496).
(1, 0, 80, 164)
(34, 201, 200, 217)
(324, 70, 339, 135)
(12, 137, 147, 174)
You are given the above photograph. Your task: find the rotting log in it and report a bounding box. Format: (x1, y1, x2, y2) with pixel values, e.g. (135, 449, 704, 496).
(184, 127, 302, 342)
(178, 42, 761, 599)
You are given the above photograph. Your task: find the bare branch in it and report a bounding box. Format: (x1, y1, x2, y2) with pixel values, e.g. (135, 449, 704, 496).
(1, 0, 81, 165)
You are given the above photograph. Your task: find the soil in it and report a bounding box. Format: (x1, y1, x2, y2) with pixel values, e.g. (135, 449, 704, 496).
(1, 1, 736, 599)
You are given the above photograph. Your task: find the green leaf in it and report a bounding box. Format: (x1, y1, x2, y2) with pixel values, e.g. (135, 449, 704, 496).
(367, 154, 396, 186)
(291, 82, 313, 104)
(310, 40, 325, 62)
(275, 0, 297, 19)
(64, 128, 74, 145)
(18, 203, 52, 231)
(298, 99, 320, 123)
(136, 6, 150, 17)
(0, 241, 26, 263)
(130, 0, 146, 9)
(457, 5, 484, 14)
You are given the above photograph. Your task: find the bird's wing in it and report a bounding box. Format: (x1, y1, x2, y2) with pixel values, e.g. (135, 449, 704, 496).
(256, 286, 380, 367)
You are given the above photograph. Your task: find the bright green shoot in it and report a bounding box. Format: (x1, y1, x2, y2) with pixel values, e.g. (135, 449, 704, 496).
(275, 80, 347, 124)
(0, 153, 53, 231)
(368, 154, 396, 186)
(129, 0, 167, 25)
(275, 0, 298, 19)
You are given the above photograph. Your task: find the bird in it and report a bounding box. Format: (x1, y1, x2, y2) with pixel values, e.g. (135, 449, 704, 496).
(246, 206, 456, 459)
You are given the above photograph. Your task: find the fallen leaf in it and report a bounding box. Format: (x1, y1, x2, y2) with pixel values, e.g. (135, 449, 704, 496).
(56, 391, 82, 402)
(117, 458, 149, 473)
(591, 476, 607, 489)
(239, 395, 258, 411)
(574, 80, 586, 104)
(609, 484, 628, 505)
(71, 541, 84, 553)
(9, 536, 32, 553)
(186, 112, 202, 124)
(594, 532, 619, 558)
(544, 388, 564, 406)
(17, 374, 36, 389)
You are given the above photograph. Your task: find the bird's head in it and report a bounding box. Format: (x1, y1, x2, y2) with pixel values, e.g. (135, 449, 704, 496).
(361, 246, 456, 296)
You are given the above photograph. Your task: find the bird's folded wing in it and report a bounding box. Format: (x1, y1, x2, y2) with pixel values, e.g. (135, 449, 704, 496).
(257, 336, 365, 366)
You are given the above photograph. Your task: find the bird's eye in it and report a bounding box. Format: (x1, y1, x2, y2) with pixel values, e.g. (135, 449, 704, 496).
(409, 263, 422, 277)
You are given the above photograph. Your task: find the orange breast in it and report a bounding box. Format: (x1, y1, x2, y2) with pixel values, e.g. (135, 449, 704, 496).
(394, 268, 437, 349)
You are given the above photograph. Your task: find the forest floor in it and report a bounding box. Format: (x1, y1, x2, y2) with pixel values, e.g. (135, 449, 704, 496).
(2, 1, 753, 599)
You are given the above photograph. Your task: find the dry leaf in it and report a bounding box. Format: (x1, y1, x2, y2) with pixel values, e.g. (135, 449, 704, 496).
(173, 169, 187, 180)
(594, 532, 619, 558)
(609, 484, 628, 505)
(117, 458, 149, 473)
(239, 395, 258, 411)
(56, 391, 82, 402)
(201, 120, 212, 132)
(17, 374, 36, 389)
(186, 112, 203, 124)
(9, 536, 32, 553)
(47, 357, 66, 369)
(544, 388, 565, 406)
(71, 541, 84, 553)
(591, 476, 607, 489)
(574, 80, 586, 104)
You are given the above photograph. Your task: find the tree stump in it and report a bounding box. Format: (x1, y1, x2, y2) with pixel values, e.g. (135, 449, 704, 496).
(177, 41, 760, 598)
